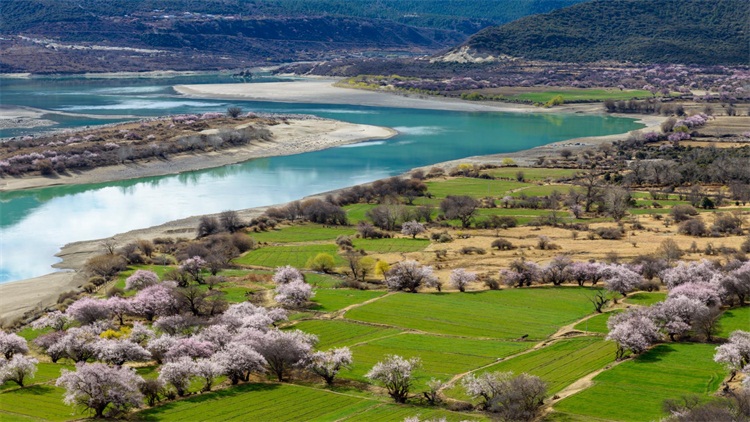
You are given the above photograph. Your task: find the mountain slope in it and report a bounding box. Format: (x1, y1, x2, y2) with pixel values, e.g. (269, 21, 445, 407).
(458, 0, 749, 65)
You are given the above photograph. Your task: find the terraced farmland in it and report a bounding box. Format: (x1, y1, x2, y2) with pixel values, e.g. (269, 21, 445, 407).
(344, 288, 598, 339)
(553, 343, 725, 421)
(234, 244, 344, 268)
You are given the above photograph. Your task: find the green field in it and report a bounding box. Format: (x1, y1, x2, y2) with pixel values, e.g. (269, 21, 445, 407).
(292, 320, 403, 349)
(484, 168, 579, 181)
(623, 292, 666, 306)
(446, 338, 615, 400)
(137, 383, 483, 421)
(573, 311, 621, 334)
(311, 289, 387, 313)
(346, 334, 530, 389)
(249, 225, 356, 244)
(554, 343, 725, 421)
(352, 238, 430, 253)
(425, 178, 530, 200)
(717, 307, 750, 338)
(345, 288, 599, 340)
(507, 88, 653, 103)
(234, 244, 345, 268)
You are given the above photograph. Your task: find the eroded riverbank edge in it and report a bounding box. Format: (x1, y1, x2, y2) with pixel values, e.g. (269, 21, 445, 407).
(0, 84, 661, 324)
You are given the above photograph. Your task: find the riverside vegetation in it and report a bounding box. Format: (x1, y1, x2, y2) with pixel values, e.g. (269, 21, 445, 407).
(2, 112, 750, 421)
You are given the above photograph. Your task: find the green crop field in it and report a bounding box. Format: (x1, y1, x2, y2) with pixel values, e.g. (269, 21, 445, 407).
(573, 311, 621, 334)
(0, 384, 80, 421)
(507, 88, 652, 103)
(717, 306, 750, 338)
(345, 288, 598, 340)
(342, 403, 485, 421)
(234, 244, 344, 268)
(352, 238, 430, 253)
(345, 334, 530, 389)
(483, 168, 579, 181)
(553, 343, 726, 421)
(425, 178, 530, 199)
(292, 320, 403, 349)
(311, 289, 387, 313)
(137, 383, 483, 421)
(623, 292, 666, 306)
(249, 225, 356, 244)
(445, 338, 615, 400)
(510, 185, 582, 198)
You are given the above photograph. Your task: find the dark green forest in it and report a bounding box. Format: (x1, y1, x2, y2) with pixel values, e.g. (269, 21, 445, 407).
(464, 0, 749, 65)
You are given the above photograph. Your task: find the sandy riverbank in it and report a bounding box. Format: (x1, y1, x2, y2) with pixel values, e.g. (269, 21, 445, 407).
(0, 118, 396, 191)
(175, 80, 611, 114)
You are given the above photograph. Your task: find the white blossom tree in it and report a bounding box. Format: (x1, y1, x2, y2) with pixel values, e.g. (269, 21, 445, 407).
(385, 260, 437, 293)
(250, 329, 317, 381)
(272, 265, 304, 284)
(401, 221, 426, 239)
(65, 297, 112, 325)
(124, 270, 159, 290)
(56, 362, 144, 418)
(0, 355, 38, 387)
(0, 330, 28, 359)
(307, 347, 353, 385)
(31, 311, 68, 331)
(158, 356, 196, 396)
(211, 343, 267, 385)
(274, 280, 315, 308)
(365, 354, 421, 403)
(93, 339, 151, 366)
(601, 264, 642, 301)
(606, 308, 660, 359)
(462, 371, 547, 420)
(650, 296, 710, 341)
(449, 268, 477, 292)
(194, 358, 225, 392)
(714, 330, 750, 381)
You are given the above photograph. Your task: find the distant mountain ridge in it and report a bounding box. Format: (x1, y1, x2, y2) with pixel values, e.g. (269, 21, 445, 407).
(455, 0, 749, 65)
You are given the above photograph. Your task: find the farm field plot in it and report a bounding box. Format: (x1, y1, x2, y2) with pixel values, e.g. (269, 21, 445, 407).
(425, 178, 530, 200)
(249, 225, 356, 244)
(483, 168, 578, 181)
(342, 403, 485, 421)
(573, 311, 621, 334)
(0, 363, 73, 393)
(292, 320, 402, 349)
(717, 306, 750, 337)
(445, 337, 615, 400)
(510, 185, 582, 198)
(503, 88, 652, 103)
(344, 288, 598, 340)
(344, 334, 531, 389)
(0, 384, 80, 422)
(352, 238, 430, 253)
(234, 244, 344, 268)
(623, 292, 666, 306)
(553, 343, 725, 421)
(311, 289, 387, 313)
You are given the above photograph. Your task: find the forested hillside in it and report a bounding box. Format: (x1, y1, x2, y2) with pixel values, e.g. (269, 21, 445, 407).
(460, 0, 749, 65)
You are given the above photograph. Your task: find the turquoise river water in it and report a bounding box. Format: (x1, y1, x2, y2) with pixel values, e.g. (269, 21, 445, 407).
(0, 74, 643, 282)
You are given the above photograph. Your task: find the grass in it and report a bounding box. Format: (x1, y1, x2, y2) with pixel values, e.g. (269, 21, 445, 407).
(346, 334, 530, 390)
(445, 338, 616, 400)
(717, 306, 750, 338)
(234, 244, 344, 268)
(483, 168, 579, 181)
(306, 273, 346, 289)
(291, 320, 402, 349)
(573, 311, 621, 334)
(342, 403, 485, 421)
(553, 343, 726, 421)
(425, 178, 531, 200)
(249, 224, 356, 244)
(624, 292, 667, 306)
(507, 88, 653, 103)
(345, 288, 599, 340)
(0, 384, 79, 421)
(352, 238, 430, 253)
(310, 289, 387, 313)
(510, 185, 582, 198)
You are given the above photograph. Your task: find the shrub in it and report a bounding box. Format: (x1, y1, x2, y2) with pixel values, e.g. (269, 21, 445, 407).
(460, 246, 486, 255)
(307, 253, 336, 273)
(491, 238, 515, 250)
(670, 205, 698, 222)
(678, 218, 707, 236)
(595, 227, 623, 240)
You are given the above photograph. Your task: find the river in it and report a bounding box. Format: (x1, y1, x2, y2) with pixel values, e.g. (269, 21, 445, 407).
(0, 74, 643, 282)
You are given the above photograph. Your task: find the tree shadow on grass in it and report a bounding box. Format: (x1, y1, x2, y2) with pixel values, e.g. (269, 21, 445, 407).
(634, 344, 678, 364)
(137, 383, 282, 420)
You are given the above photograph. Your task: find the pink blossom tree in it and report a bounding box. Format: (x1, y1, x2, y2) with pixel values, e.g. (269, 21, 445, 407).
(0, 355, 38, 387)
(250, 329, 317, 381)
(401, 221, 426, 239)
(34, 331, 66, 363)
(211, 343, 267, 384)
(565, 262, 606, 286)
(385, 260, 438, 293)
(196, 325, 233, 350)
(158, 356, 196, 396)
(65, 297, 112, 325)
(124, 270, 159, 290)
(668, 282, 722, 307)
(307, 347, 353, 385)
(449, 268, 477, 292)
(650, 296, 710, 341)
(0, 330, 28, 359)
(272, 265, 304, 284)
(56, 363, 144, 418)
(194, 358, 225, 392)
(501, 260, 542, 288)
(93, 339, 151, 366)
(145, 335, 178, 364)
(49, 327, 100, 362)
(180, 256, 207, 283)
(660, 260, 718, 289)
(714, 330, 750, 381)
(602, 264, 642, 301)
(274, 280, 315, 308)
(105, 297, 132, 326)
(131, 283, 179, 321)
(365, 354, 421, 403)
(606, 309, 660, 359)
(31, 311, 69, 331)
(163, 337, 215, 362)
(128, 322, 155, 346)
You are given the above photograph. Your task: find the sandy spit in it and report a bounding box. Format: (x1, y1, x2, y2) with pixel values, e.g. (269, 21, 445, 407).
(0, 118, 396, 191)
